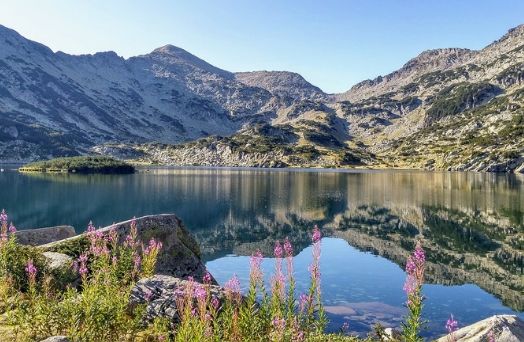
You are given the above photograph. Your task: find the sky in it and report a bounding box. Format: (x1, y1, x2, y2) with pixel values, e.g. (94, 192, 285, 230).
(0, 0, 523, 93)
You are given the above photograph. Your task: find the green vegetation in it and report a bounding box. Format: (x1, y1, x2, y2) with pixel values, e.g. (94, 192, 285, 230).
(426, 82, 501, 123)
(19, 156, 135, 174)
(499, 113, 524, 140)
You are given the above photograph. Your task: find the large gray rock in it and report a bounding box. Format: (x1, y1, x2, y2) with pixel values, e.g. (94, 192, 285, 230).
(16, 225, 76, 246)
(129, 275, 228, 323)
(42, 214, 210, 281)
(42, 252, 73, 271)
(39, 337, 70, 342)
(436, 315, 524, 342)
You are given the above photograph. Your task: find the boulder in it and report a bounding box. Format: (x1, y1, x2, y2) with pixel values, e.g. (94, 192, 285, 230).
(436, 315, 524, 342)
(16, 225, 76, 246)
(42, 252, 73, 271)
(39, 337, 70, 342)
(42, 214, 212, 281)
(129, 275, 228, 323)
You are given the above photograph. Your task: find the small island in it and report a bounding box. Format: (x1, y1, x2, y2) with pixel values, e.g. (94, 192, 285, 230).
(18, 156, 135, 174)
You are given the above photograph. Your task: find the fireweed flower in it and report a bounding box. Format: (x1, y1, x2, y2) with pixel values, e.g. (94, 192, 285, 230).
(283, 238, 293, 256)
(488, 329, 495, 342)
(274, 240, 283, 258)
(8, 223, 16, 234)
(401, 242, 426, 341)
(312, 225, 321, 243)
(193, 285, 207, 301)
(225, 274, 241, 302)
(144, 289, 153, 302)
(211, 295, 220, 310)
(283, 238, 294, 281)
(249, 250, 264, 284)
(446, 314, 458, 334)
(25, 259, 37, 282)
(78, 252, 89, 277)
(298, 293, 309, 312)
(202, 271, 213, 284)
(272, 317, 286, 330)
(0, 209, 7, 224)
(0, 210, 7, 242)
(133, 254, 142, 271)
(144, 238, 162, 255)
(272, 241, 285, 300)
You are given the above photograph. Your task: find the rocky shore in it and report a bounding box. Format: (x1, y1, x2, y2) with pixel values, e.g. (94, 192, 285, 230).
(16, 215, 524, 342)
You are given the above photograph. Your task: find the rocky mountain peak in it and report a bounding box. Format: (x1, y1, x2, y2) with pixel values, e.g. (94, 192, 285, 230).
(147, 44, 232, 78)
(235, 70, 327, 101)
(402, 48, 474, 71)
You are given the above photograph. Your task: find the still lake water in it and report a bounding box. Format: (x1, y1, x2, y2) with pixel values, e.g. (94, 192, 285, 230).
(1, 167, 523, 338)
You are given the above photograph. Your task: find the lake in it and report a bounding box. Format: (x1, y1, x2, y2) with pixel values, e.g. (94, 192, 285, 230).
(1, 167, 523, 338)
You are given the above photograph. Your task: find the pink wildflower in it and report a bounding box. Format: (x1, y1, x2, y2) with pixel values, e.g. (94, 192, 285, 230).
(274, 240, 283, 258)
(8, 223, 16, 234)
(312, 225, 321, 243)
(249, 250, 264, 283)
(446, 314, 458, 334)
(211, 296, 220, 310)
(193, 285, 207, 300)
(488, 329, 495, 342)
(283, 237, 293, 256)
(25, 259, 37, 282)
(202, 271, 213, 284)
(225, 274, 241, 302)
(78, 252, 89, 277)
(144, 289, 153, 302)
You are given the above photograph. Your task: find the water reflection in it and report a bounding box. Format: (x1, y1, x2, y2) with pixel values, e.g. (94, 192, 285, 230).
(1, 167, 522, 336)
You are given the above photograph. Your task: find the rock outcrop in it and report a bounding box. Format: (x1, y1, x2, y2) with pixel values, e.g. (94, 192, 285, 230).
(436, 315, 524, 342)
(129, 275, 228, 323)
(15, 225, 76, 246)
(42, 214, 211, 281)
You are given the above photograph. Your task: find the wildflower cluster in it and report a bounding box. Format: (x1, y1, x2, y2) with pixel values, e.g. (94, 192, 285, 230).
(445, 314, 458, 342)
(142, 225, 328, 342)
(5, 216, 164, 341)
(401, 242, 426, 342)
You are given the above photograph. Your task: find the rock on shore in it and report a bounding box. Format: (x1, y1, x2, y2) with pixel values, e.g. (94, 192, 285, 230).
(436, 315, 524, 342)
(16, 225, 76, 246)
(41, 214, 212, 281)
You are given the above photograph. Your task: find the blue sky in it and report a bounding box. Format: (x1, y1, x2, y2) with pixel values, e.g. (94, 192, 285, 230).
(1, 0, 523, 93)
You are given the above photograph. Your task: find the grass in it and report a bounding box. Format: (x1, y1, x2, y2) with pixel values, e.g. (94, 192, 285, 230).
(19, 156, 135, 174)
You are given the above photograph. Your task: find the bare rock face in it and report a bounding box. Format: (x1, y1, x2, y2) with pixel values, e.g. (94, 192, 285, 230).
(15, 225, 76, 246)
(436, 315, 524, 342)
(129, 275, 227, 323)
(42, 214, 210, 280)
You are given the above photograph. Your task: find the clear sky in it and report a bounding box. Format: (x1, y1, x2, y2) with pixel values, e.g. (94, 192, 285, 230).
(0, 0, 523, 93)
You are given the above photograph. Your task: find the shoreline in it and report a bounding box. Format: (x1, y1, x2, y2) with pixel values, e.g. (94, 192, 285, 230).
(3, 161, 524, 175)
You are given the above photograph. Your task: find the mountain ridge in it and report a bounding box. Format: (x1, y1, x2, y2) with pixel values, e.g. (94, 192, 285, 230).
(0, 23, 523, 172)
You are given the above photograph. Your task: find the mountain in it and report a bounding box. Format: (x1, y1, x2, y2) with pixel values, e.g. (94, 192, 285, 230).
(235, 70, 328, 102)
(1, 23, 523, 171)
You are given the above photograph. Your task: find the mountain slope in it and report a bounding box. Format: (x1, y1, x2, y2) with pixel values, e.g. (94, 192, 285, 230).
(0, 23, 523, 172)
